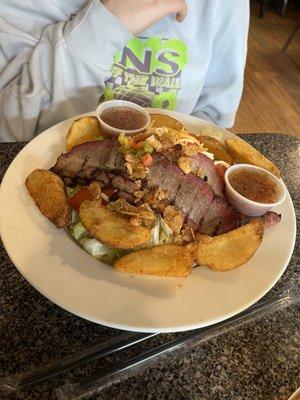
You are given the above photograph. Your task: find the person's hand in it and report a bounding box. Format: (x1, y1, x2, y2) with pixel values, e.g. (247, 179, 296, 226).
(101, 0, 188, 35)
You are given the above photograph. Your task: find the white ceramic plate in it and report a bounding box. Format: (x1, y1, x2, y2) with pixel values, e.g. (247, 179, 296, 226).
(0, 110, 296, 333)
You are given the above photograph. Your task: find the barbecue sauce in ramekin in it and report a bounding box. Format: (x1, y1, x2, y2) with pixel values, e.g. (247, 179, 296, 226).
(228, 168, 280, 204)
(101, 107, 147, 131)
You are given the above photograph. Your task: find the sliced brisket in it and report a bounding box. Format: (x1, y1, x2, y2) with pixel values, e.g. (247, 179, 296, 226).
(240, 211, 281, 229)
(148, 153, 239, 234)
(164, 146, 225, 197)
(176, 174, 215, 225)
(50, 140, 141, 198)
(50, 141, 241, 235)
(261, 211, 281, 229)
(147, 154, 182, 202)
(111, 176, 140, 194)
(201, 197, 240, 235)
(50, 140, 124, 184)
(189, 153, 224, 197)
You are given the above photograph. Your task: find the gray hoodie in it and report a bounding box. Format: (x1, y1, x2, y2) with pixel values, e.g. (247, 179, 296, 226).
(0, 0, 249, 141)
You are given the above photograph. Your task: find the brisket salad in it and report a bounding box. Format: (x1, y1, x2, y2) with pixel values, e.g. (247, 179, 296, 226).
(25, 113, 282, 277)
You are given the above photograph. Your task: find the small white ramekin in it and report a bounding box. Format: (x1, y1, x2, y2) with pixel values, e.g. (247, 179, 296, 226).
(224, 164, 286, 217)
(96, 100, 150, 138)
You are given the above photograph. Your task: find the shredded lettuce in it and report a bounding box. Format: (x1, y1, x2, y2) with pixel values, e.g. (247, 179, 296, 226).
(147, 217, 173, 248)
(70, 221, 87, 240)
(159, 230, 171, 244)
(69, 213, 174, 265)
(70, 209, 79, 224)
(69, 221, 121, 264)
(79, 237, 119, 264)
(158, 216, 173, 244)
(158, 216, 172, 236)
(149, 219, 160, 247)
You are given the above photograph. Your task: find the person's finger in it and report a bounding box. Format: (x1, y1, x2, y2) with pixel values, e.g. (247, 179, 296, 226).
(176, 0, 188, 22)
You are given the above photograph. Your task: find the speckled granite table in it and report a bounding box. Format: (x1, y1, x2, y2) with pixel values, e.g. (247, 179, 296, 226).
(0, 134, 299, 400)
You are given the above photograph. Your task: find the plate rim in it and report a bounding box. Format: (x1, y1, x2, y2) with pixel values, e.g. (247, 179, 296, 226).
(0, 110, 296, 332)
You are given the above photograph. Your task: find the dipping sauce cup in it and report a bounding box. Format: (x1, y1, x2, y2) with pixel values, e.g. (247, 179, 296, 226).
(96, 100, 150, 138)
(224, 164, 286, 217)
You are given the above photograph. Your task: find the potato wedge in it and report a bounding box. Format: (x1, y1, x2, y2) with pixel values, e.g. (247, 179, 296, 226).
(79, 200, 151, 249)
(199, 128, 223, 142)
(198, 135, 234, 165)
(149, 114, 184, 131)
(25, 169, 71, 227)
(114, 244, 194, 277)
(225, 138, 280, 177)
(66, 116, 104, 151)
(195, 219, 264, 271)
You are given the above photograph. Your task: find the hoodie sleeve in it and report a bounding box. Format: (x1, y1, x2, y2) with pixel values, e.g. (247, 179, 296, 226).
(192, 0, 249, 128)
(0, 0, 133, 142)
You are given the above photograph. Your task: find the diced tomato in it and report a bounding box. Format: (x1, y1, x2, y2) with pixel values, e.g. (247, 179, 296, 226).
(102, 187, 117, 198)
(131, 140, 143, 150)
(141, 153, 153, 167)
(215, 163, 227, 180)
(69, 187, 92, 212)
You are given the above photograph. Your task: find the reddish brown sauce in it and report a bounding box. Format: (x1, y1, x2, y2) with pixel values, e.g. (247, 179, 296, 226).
(101, 107, 146, 130)
(229, 168, 280, 203)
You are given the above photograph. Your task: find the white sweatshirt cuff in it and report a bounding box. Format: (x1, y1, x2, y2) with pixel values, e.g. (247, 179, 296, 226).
(64, 0, 133, 69)
(192, 110, 235, 129)
(192, 110, 215, 125)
